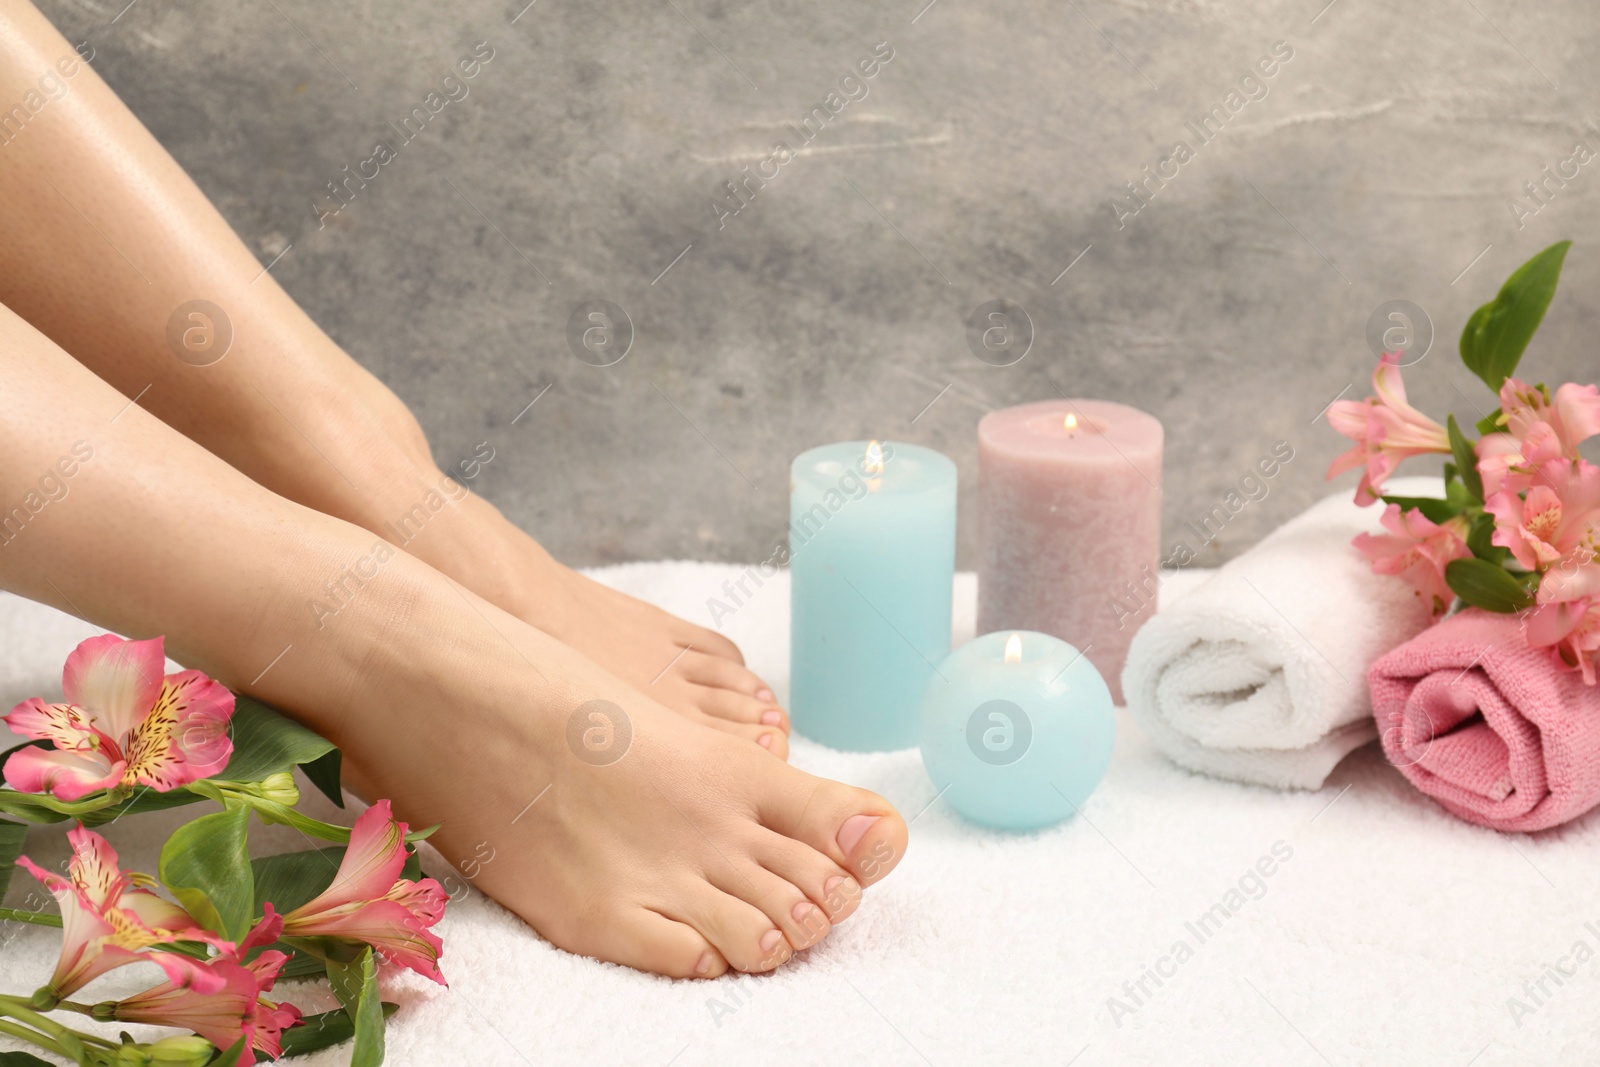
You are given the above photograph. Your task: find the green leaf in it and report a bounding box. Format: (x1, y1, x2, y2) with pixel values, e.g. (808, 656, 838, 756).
(1447, 415, 1483, 503)
(1459, 240, 1571, 391)
(0, 819, 26, 901)
(1445, 557, 1534, 613)
(160, 804, 254, 941)
(1474, 407, 1504, 436)
(301, 748, 344, 808)
(278, 1003, 398, 1060)
(0, 1051, 58, 1066)
(219, 696, 337, 785)
(326, 947, 385, 1067)
(1379, 494, 1460, 525)
(275, 950, 329, 979)
(1465, 511, 1510, 566)
(211, 1037, 246, 1066)
(251, 847, 342, 916)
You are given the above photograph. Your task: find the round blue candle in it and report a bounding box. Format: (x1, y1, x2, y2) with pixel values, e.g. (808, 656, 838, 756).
(790, 441, 956, 751)
(919, 630, 1115, 830)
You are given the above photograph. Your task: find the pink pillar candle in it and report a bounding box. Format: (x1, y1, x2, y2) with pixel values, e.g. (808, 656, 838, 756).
(977, 399, 1163, 703)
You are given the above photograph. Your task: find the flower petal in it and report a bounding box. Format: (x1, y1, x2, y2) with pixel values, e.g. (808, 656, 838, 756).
(62, 635, 165, 744)
(119, 887, 204, 937)
(295, 800, 408, 914)
(3, 746, 123, 801)
(240, 904, 285, 955)
(384, 877, 448, 928)
(65, 826, 125, 909)
(1524, 599, 1588, 647)
(1554, 382, 1600, 450)
(151, 671, 235, 779)
(2, 699, 99, 750)
(295, 898, 446, 984)
(1325, 399, 1372, 442)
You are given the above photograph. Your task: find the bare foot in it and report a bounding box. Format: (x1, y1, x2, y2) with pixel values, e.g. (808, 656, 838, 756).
(399, 488, 792, 756)
(344, 626, 905, 977)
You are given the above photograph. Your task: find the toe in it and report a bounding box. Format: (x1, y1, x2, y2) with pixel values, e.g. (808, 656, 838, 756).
(602, 908, 729, 979)
(754, 829, 862, 924)
(758, 770, 908, 887)
(681, 650, 779, 706)
(708, 860, 832, 952)
(684, 624, 746, 667)
(672, 882, 795, 973)
(697, 685, 789, 733)
(696, 714, 789, 760)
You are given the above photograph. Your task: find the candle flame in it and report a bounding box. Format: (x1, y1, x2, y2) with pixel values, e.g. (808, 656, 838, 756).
(1064, 413, 1078, 431)
(1004, 633, 1022, 664)
(864, 440, 885, 477)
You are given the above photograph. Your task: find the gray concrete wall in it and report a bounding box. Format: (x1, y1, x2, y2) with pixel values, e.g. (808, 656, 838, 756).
(38, 0, 1600, 567)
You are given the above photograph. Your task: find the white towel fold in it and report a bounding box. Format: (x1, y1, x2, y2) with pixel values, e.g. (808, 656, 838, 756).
(1121, 477, 1441, 790)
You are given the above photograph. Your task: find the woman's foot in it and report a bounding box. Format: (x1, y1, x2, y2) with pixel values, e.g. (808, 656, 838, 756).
(344, 627, 905, 977)
(401, 488, 793, 756)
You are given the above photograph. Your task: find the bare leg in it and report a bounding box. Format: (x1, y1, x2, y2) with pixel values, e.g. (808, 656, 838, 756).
(0, 2, 786, 748)
(0, 301, 906, 977)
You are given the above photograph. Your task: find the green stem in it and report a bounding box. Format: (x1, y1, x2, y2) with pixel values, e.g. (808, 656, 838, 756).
(0, 907, 62, 927)
(0, 1016, 70, 1060)
(239, 797, 351, 842)
(0, 995, 87, 1061)
(0, 786, 131, 821)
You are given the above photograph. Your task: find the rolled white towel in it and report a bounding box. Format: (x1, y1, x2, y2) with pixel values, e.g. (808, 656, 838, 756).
(1121, 477, 1441, 790)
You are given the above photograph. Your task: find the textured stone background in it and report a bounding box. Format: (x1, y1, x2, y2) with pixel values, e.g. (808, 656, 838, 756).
(37, 0, 1600, 566)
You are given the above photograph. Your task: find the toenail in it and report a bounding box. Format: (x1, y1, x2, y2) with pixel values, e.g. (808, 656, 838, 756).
(791, 901, 817, 923)
(836, 814, 880, 856)
(757, 687, 774, 702)
(758, 733, 775, 749)
(695, 951, 715, 976)
(824, 875, 845, 895)
(761, 710, 782, 726)
(759, 929, 784, 952)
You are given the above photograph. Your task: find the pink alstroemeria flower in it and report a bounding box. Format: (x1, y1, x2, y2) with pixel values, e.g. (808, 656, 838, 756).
(1477, 379, 1600, 497)
(16, 826, 212, 998)
(1327, 353, 1453, 505)
(1523, 598, 1600, 685)
(1485, 459, 1600, 604)
(116, 915, 303, 1067)
(1501, 377, 1600, 453)
(280, 800, 447, 984)
(1353, 504, 1472, 617)
(2, 634, 233, 801)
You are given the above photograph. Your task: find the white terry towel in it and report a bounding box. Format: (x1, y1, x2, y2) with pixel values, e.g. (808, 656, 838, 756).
(1121, 477, 1441, 790)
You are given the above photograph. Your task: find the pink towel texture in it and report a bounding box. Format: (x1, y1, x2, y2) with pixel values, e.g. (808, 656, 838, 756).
(1369, 608, 1600, 832)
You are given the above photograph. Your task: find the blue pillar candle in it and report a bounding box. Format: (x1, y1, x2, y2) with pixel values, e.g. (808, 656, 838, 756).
(919, 630, 1115, 831)
(790, 440, 957, 751)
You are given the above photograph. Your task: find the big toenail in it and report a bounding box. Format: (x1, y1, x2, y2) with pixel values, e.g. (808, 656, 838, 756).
(791, 901, 816, 922)
(757, 688, 775, 702)
(695, 951, 715, 975)
(759, 929, 784, 952)
(836, 814, 880, 855)
(761, 710, 782, 726)
(758, 733, 775, 749)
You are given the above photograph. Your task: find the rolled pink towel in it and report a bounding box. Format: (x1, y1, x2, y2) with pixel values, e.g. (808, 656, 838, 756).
(1369, 608, 1600, 832)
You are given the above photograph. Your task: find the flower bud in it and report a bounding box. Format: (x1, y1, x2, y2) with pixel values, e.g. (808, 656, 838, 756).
(256, 771, 300, 806)
(147, 1035, 217, 1066)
